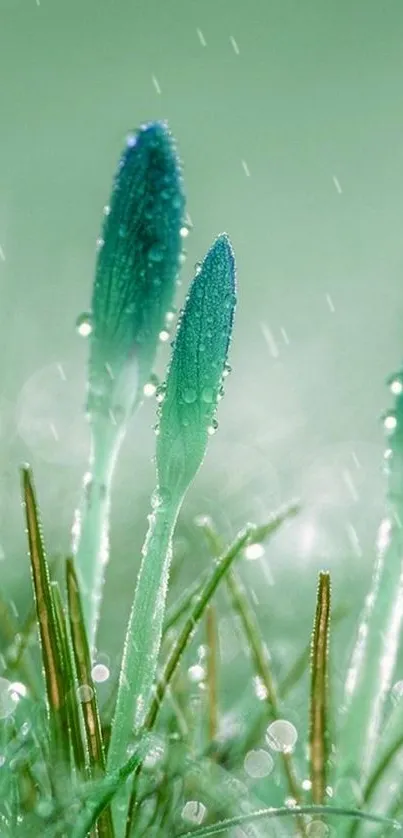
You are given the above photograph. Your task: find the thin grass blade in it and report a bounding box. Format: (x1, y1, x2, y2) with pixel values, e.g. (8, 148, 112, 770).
(66, 558, 114, 838)
(309, 571, 331, 805)
(334, 370, 403, 815)
(20, 465, 70, 777)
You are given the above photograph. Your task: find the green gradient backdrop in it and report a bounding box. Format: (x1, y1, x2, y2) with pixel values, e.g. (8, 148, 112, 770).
(1, 1, 403, 686)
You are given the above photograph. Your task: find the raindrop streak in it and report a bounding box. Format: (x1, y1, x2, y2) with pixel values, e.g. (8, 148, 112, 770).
(152, 75, 161, 94)
(241, 160, 250, 177)
(332, 175, 343, 194)
(230, 35, 240, 54)
(197, 28, 207, 46)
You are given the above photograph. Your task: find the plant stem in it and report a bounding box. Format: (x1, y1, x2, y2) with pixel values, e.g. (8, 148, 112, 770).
(107, 497, 180, 834)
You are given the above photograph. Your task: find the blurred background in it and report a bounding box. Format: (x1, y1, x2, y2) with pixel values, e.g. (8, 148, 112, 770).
(1, 0, 403, 734)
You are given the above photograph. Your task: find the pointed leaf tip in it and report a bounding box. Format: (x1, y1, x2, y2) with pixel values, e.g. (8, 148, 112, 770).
(86, 120, 186, 425)
(156, 233, 237, 502)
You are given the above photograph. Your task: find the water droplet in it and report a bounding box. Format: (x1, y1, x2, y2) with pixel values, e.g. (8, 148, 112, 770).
(307, 822, 329, 837)
(143, 374, 159, 398)
(223, 362, 232, 378)
(0, 678, 19, 719)
(91, 663, 110, 683)
(76, 312, 93, 337)
(180, 225, 190, 238)
(391, 680, 403, 705)
(194, 261, 202, 275)
(165, 309, 176, 325)
(154, 423, 160, 435)
(245, 542, 265, 561)
(150, 487, 171, 509)
(266, 720, 298, 753)
(179, 252, 187, 265)
(183, 388, 197, 404)
(390, 376, 403, 396)
(156, 384, 166, 403)
(126, 132, 137, 148)
(103, 204, 111, 216)
(201, 387, 214, 404)
(188, 664, 205, 683)
(207, 419, 218, 435)
(159, 330, 170, 342)
(384, 412, 397, 432)
(76, 684, 94, 703)
(253, 675, 268, 700)
(284, 797, 297, 808)
(148, 243, 164, 262)
(181, 801, 206, 825)
(243, 749, 274, 779)
(302, 778, 312, 791)
(96, 237, 105, 251)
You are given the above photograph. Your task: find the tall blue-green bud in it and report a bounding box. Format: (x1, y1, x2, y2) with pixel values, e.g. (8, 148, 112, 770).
(87, 120, 185, 429)
(73, 121, 185, 651)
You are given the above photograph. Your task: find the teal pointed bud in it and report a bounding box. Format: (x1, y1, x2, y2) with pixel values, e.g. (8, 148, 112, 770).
(156, 233, 236, 504)
(87, 121, 185, 426)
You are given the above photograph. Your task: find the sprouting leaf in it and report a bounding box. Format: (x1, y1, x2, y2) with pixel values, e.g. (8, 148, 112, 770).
(20, 466, 70, 775)
(73, 121, 185, 651)
(309, 571, 331, 805)
(156, 232, 236, 505)
(86, 120, 185, 425)
(107, 233, 237, 835)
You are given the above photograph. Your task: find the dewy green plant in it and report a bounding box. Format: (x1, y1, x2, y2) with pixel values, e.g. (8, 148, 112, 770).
(3, 116, 403, 838)
(72, 121, 185, 653)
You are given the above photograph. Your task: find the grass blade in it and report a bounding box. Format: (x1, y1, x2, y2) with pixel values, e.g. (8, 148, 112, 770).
(50, 579, 88, 779)
(200, 506, 305, 819)
(206, 605, 218, 744)
(174, 806, 403, 837)
(309, 571, 331, 805)
(66, 558, 114, 838)
(20, 465, 70, 778)
(334, 371, 403, 814)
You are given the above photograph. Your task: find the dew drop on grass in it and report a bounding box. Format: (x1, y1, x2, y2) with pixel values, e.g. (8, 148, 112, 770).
(76, 312, 93, 337)
(159, 329, 170, 342)
(180, 225, 190, 238)
(384, 412, 397, 431)
(150, 487, 171, 509)
(307, 822, 329, 837)
(243, 749, 274, 778)
(76, 684, 94, 703)
(302, 778, 312, 791)
(201, 386, 214, 403)
(91, 663, 110, 683)
(266, 719, 298, 753)
(244, 542, 265, 560)
(207, 419, 218, 435)
(253, 675, 268, 700)
(0, 678, 19, 719)
(183, 387, 197, 404)
(143, 373, 159, 398)
(390, 377, 403, 395)
(181, 801, 207, 824)
(391, 680, 403, 705)
(188, 664, 205, 683)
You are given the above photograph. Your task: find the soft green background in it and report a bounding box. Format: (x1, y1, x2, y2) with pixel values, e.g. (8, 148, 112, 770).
(1, 0, 403, 699)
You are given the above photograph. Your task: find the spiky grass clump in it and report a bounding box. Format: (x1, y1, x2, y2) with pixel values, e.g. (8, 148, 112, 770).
(0, 120, 403, 838)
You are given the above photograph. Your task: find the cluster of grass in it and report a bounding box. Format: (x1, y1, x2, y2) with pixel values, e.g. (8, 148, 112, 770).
(1, 120, 403, 837)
